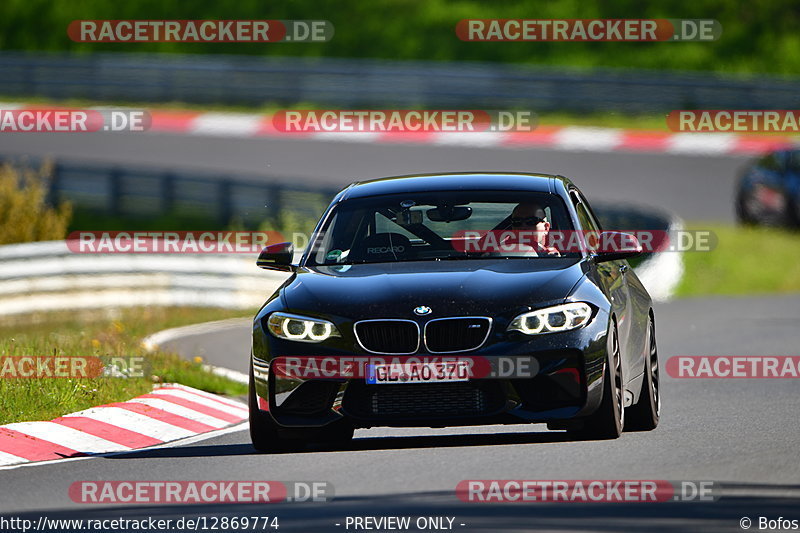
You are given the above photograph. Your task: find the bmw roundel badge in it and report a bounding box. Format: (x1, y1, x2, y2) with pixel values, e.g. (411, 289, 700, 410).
(414, 306, 432, 316)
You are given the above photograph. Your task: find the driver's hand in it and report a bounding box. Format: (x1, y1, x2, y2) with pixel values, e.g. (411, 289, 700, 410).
(543, 246, 561, 257)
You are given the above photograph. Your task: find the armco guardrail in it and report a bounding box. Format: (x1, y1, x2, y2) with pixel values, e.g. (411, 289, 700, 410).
(0, 241, 291, 318)
(1, 156, 339, 225)
(1, 51, 798, 112)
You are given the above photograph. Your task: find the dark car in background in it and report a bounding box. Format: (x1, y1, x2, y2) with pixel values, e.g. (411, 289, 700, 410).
(736, 148, 800, 228)
(249, 173, 661, 452)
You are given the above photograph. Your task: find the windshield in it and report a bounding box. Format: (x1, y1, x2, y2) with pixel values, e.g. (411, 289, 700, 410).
(306, 191, 576, 265)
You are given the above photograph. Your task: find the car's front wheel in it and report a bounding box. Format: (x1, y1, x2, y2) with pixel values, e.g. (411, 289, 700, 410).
(626, 315, 661, 431)
(249, 367, 302, 453)
(571, 321, 624, 440)
(249, 366, 355, 453)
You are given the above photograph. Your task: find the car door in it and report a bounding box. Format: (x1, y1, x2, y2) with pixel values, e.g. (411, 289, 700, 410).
(569, 190, 635, 385)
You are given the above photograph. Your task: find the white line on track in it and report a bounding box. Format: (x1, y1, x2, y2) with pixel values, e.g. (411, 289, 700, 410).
(140, 317, 250, 351)
(141, 319, 251, 385)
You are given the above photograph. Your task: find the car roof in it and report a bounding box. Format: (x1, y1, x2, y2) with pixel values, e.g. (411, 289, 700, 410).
(338, 172, 571, 200)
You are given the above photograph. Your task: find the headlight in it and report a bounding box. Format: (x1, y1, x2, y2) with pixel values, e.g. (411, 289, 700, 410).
(266, 312, 341, 343)
(508, 302, 593, 335)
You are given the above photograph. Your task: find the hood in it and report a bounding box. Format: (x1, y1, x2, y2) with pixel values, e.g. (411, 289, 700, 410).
(282, 258, 587, 320)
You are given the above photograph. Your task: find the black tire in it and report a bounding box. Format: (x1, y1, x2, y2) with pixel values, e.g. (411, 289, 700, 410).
(737, 186, 793, 227)
(571, 321, 624, 440)
(249, 366, 354, 452)
(735, 190, 756, 226)
(248, 366, 303, 453)
(625, 315, 660, 431)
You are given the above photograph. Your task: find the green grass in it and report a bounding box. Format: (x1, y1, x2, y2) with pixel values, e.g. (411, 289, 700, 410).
(0, 307, 254, 424)
(677, 223, 800, 296)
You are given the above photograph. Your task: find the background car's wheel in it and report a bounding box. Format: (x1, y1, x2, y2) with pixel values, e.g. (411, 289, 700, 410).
(737, 185, 794, 227)
(571, 321, 624, 440)
(625, 315, 660, 431)
(735, 189, 756, 225)
(248, 366, 303, 453)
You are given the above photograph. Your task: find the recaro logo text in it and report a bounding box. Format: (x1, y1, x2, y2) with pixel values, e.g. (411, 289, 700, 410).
(367, 246, 405, 254)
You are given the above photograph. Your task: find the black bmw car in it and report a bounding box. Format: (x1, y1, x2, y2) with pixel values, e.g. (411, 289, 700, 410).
(250, 173, 660, 452)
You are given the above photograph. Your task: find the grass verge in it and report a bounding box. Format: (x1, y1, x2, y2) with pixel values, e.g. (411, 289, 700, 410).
(677, 223, 800, 296)
(0, 307, 253, 425)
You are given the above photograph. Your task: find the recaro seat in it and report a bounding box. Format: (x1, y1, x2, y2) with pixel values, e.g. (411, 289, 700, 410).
(349, 233, 413, 263)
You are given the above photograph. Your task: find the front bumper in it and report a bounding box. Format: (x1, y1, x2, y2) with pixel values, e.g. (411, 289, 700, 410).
(251, 310, 611, 429)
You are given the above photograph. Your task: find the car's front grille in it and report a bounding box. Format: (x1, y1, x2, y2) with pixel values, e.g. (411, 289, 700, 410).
(343, 381, 506, 419)
(354, 320, 419, 354)
(371, 383, 485, 416)
(424, 317, 491, 353)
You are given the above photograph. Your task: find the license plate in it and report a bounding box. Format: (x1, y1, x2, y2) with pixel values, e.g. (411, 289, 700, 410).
(365, 361, 470, 384)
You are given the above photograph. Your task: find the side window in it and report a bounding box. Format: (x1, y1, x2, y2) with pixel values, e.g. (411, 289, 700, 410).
(570, 190, 600, 233)
(575, 203, 595, 233)
(576, 192, 603, 232)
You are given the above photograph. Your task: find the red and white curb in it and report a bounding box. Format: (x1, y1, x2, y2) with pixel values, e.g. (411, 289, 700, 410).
(149, 111, 798, 155)
(1, 102, 796, 155)
(0, 384, 247, 467)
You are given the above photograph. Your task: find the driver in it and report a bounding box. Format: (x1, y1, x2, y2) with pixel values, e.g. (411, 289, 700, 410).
(505, 202, 561, 256)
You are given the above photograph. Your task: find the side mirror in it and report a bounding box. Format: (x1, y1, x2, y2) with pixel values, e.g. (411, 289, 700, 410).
(592, 231, 643, 263)
(257, 242, 295, 271)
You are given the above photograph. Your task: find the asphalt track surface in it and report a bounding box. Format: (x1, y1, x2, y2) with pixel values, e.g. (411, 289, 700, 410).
(0, 131, 750, 222)
(1, 132, 797, 532)
(2, 295, 799, 532)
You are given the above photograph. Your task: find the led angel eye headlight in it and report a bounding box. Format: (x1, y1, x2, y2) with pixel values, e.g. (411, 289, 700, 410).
(508, 302, 593, 335)
(267, 312, 340, 343)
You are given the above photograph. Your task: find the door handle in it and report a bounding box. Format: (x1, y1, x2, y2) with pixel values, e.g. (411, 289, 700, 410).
(619, 264, 629, 274)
